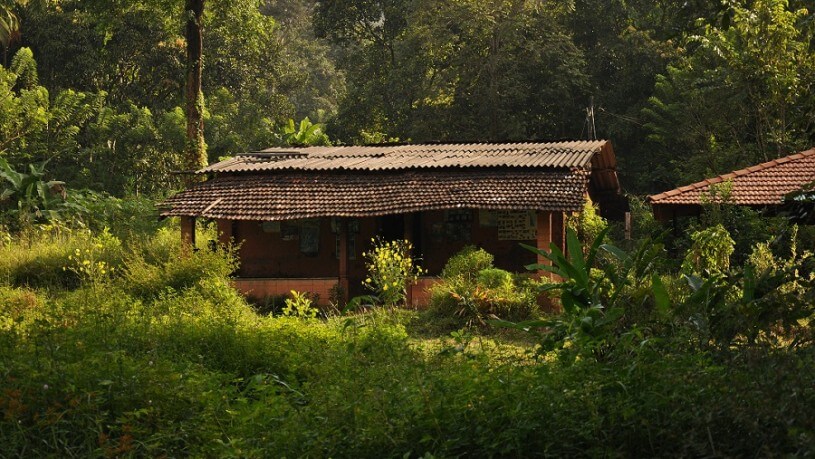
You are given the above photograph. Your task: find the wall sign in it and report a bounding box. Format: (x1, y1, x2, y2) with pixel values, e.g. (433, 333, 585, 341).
(479, 210, 498, 227)
(496, 211, 537, 240)
(281, 222, 299, 241)
(443, 209, 472, 242)
(299, 220, 320, 255)
(261, 221, 280, 233)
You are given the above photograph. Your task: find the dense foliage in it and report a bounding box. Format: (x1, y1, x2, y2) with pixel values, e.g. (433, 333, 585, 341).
(0, 216, 814, 456)
(0, 0, 811, 196)
(428, 245, 539, 326)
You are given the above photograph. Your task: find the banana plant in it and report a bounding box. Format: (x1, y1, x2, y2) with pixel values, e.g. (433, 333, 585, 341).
(0, 157, 65, 228)
(494, 228, 667, 361)
(0, 1, 21, 52)
(280, 117, 331, 146)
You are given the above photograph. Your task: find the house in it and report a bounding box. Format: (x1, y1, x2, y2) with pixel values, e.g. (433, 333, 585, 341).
(649, 147, 815, 222)
(160, 141, 622, 306)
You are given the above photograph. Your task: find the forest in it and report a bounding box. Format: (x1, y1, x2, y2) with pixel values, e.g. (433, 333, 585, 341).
(2, 0, 815, 456)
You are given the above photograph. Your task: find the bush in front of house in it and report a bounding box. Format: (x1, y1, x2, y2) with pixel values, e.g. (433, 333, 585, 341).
(428, 246, 538, 326)
(120, 226, 239, 302)
(361, 238, 424, 307)
(681, 223, 735, 275)
(567, 198, 608, 250)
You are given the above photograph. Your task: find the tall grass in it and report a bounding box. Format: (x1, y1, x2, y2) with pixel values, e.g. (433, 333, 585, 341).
(1, 225, 814, 456)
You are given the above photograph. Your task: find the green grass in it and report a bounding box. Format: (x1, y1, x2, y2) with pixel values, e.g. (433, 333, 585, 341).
(1, 227, 814, 457)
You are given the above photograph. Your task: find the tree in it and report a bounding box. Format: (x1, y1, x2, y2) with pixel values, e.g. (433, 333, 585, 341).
(184, 0, 206, 172)
(316, 0, 589, 143)
(262, 0, 345, 121)
(0, 48, 101, 167)
(642, 0, 815, 189)
(19, 1, 185, 107)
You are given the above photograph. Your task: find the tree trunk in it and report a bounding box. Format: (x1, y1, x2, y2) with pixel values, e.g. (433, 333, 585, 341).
(185, 0, 207, 176)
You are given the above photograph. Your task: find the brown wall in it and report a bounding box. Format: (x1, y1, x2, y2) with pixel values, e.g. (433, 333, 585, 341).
(234, 278, 339, 306)
(415, 210, 539, 275)
(232, 219, 353, 278)
(210, 209, 564, 295)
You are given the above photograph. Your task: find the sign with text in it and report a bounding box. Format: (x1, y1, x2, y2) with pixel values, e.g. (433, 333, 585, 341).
(496, 211, 537, 240)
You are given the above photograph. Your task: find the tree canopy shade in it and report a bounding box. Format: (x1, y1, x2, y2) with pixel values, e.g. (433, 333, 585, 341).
(0, 0, 813, 197)
(641, 0, 815, 191)
(315, 0, 590, 143)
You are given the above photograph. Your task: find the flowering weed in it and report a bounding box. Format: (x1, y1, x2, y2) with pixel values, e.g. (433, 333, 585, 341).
(362, 238, 424, 306)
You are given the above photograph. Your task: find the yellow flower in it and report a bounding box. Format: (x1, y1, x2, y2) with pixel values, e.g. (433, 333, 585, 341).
(365, 278, 371, 283)
(382, 285, 388, 291)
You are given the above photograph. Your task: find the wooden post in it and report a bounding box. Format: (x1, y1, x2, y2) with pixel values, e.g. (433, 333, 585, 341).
(552, 211, 566, 255)
(404, 213, 414, 241)
(338, 218, 349, 303)
(181, 216, 196, 253)
(404, 213, 415, 308)
(536, 211, 553, 280)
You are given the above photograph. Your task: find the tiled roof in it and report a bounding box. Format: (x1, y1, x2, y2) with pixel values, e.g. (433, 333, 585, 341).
(649, 148, 815, 206)
(160, 169, 590, 221)
(199, 141, 611, 173)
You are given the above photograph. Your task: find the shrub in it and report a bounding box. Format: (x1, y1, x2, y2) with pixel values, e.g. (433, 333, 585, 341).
(567, 198, 608, 248)
(509, 228, 675, 362)
(677, 226, 815, 350)
(362, 238, 423, 307)
(0, 286, 41, 333)
(476, 267, 513, 290)
(249, 294, 288, 316)
(120, 227, 239, 301)
(429, 247, 538, 326)
(64, 191, 162, 236)
(682, 223, 735, 275)
(440, 245, 493, 280)
(748, 240, 775, 274)
(325, 282, 347, 314)
(282, 290, 319, 319)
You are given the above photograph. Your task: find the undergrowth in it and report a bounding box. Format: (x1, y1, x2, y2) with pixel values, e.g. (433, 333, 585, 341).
(0, 224, 814, 457)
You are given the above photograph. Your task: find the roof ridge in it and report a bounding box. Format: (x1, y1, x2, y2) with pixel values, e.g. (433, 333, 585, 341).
(258, 140, 609, 150)
(201, 140, 614, 175)
(649, 147, 815, 202)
